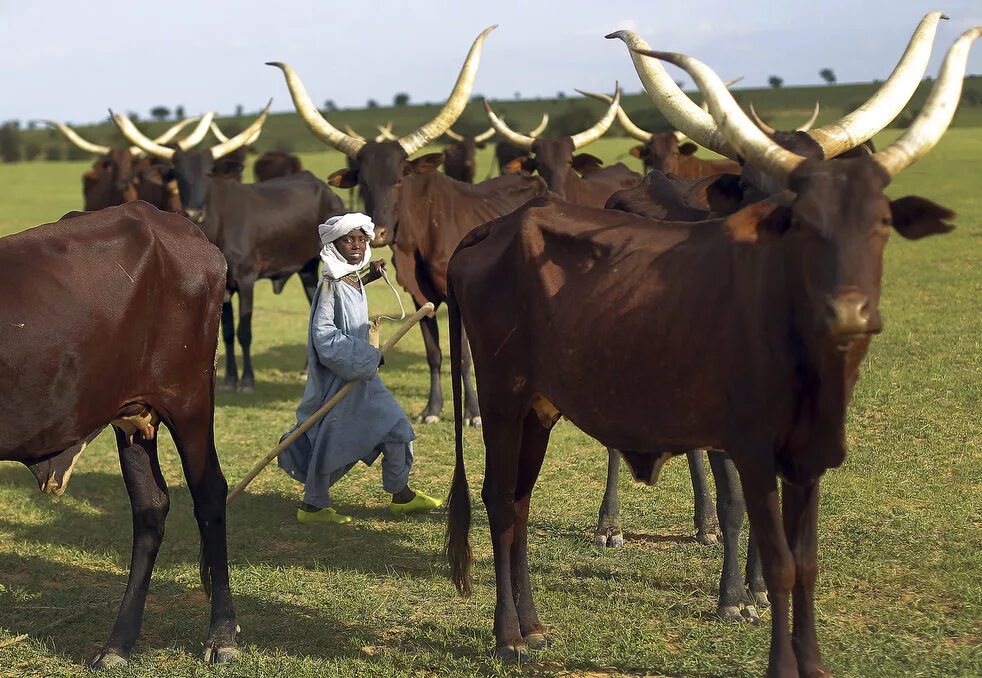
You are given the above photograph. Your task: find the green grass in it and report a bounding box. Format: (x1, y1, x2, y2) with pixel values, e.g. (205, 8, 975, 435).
(0, 129, 980, 677)
(15, 76, 982, 158)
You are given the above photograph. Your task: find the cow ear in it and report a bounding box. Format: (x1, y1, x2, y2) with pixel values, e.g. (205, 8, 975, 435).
(889, 196, 955, 240)
(722, 198, 791, 244)
(571, 153, 604, 175)
(407, 152, 445, 174)
(327, 167, 359, 188)
(629, 145, 644, 158)
(705, 173, 744, 214)
(678, 142, 698, 156)
(475, 141, 487, 150)
(505, 156, 532, 173)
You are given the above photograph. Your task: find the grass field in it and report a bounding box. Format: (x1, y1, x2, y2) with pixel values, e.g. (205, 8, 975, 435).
(0, 129, 980, 677)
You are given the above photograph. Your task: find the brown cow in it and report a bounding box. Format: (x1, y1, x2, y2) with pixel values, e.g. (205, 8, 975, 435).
(270, 25, 499, 421)
(444, 25, 969, 678)
(0, 201, 236, 668)
(485, 90, 642, 207)
(442, 125, 495, 183)
(392, 167, 548, 423)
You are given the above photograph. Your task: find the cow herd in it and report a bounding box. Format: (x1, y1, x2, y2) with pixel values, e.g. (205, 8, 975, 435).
(0, 11, 976, 677)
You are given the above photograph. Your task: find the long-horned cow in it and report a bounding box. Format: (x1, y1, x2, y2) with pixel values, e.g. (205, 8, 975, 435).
(442, 125, 496, 183)
(44, 116, 211, 211)
(112, 104, 345, 392)
(444, 21, 970, 678)
(485, 90, 642, 207)
(0, 202, 237, 668)
(270, 25, 499, 421)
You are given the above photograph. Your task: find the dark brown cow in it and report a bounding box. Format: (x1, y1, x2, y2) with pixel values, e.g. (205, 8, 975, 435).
(392, 167, 548, 423)
(493, 114, 549, 176)
(254, 150, 303, 182)
(0, 201, 237, 668)
(271, 25, 499, 420)
(444, 25, 969, 678)
(442, 125, 495, 183)
(45, 117, 210, 211)
(485, 91, 642, 207)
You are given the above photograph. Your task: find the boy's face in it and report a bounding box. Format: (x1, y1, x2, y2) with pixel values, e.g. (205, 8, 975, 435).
(334, 230, 369, 265)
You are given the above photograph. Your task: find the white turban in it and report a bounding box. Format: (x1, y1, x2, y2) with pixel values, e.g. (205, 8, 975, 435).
(317, 212, 376, 281)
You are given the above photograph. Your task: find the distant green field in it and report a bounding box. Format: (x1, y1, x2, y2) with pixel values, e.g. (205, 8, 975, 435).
(13, 76, 982, 158)
(0, 129, 979, 677)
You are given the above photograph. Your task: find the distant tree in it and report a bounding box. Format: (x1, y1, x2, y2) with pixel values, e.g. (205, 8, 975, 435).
(819, 68, 836, 85)
(27, 120, 36, 130)
(557, 91, 566, 99)
(235, 103, 244, 117)
(44, 145, 63, 161)
(0, 121, 21, 162)
(323, 99, 337, 112)
(175, 105, 185, 119)
(367, 99, 378, 109)
(127, 111, 141, 122)
(393, 92, 410, 106)
(768, 75, 784, 89)
(150, 106, 171, 121)
(514, 91, 521, 99)
(24, 141, 41, 161)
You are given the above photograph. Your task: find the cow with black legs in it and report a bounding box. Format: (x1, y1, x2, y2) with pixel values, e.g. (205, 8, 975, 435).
(112, 105, 345, 392)
(0, 201, 236, 668)
(445, 22, 970, 678)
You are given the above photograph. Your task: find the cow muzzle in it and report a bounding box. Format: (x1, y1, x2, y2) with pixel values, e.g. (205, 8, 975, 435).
(371, 228, 390, 247)
(825, 291, 882, 338)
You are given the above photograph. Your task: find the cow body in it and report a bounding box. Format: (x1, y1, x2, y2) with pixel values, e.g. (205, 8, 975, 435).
(443, 139, 484, 183)
(199, 171, 344, 391)
(254, 150, 303, 182)
(0, 201, 237, 667)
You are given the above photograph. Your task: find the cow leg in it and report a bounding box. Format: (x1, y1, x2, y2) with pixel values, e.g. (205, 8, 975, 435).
(236, 279, 257, 393)
(91, 426, 169, 669)
(417, 304, 443, 423)
(170, 408, 238, 664)
(688, 450, 720, 545)
(594, 448, 624, 548)
(480, 411, 528, 663)
(298, 264, 319, 305)
(747, 525, 770, 609)
(707, 451, 757, 623)
(512, 411, 550, 649)
(459, 325, 481, 427)
(220, 295, 238, 391)
(783, 479, 828, 678)
(738, 461, 797, 678)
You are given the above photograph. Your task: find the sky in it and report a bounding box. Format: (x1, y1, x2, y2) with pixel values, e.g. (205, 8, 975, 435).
(1, 1, 980, 125)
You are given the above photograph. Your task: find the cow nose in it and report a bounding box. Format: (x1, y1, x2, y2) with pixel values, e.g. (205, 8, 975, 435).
(826, 292, 877, 337)
(372, 228, 389, 246)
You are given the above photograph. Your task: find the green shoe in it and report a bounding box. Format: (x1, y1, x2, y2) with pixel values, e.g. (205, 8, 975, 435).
(390, 489, 443, 515)
(296, 507, 352, 525)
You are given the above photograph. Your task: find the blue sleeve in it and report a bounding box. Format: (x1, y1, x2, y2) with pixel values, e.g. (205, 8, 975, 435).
(312, 286, 382, 381)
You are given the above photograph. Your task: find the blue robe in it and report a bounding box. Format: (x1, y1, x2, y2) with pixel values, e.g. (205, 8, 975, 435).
(278, 278, 415, 507)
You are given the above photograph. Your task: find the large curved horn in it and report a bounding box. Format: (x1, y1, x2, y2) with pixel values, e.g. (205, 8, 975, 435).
(797, 101, 820, 132)
(807, 11, 948, 158)
(528, 113, 549, 138)
(269, 62, 365, 159)
(607, 30, 737, 160)
(636, 49, 805, 182)
(445, 129, 466, 142)
(343, 124, 366, 142)
(154, 117, 201, 145)
(570, 85, 621, 149)
(875, 27, 980, 177)
(748, 103, 777, 135)
(375, 122, 397, 142)
(474, 125, 496, 143)
(397, 25, 496, 155)
(208, 101, 271, 160)
(176, 112, 215, 151)
(210, 121, 262, 145)
(484, 100, 534, 149)
(42, 121, 111, 155)
(576, 89, 652, 142)
(110, 111, 175, 160)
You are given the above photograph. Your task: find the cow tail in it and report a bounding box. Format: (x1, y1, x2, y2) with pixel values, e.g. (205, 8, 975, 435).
(444, 276, 473, 596)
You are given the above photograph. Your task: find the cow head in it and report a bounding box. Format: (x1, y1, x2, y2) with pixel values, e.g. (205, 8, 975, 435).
(271, 25, 496, 247)
(484, 88, 620, 199)
(111, 105, 269, 224)
(650, 23, 972, 343)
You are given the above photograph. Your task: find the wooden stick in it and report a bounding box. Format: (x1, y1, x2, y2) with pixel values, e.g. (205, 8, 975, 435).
(226, 302, 435, 505)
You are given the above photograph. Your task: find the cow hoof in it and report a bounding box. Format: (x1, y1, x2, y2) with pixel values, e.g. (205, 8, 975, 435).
(524, 632, 550, 650)
(593, 529, 624, 549)
(716, 605, 745, 622)
(219, 381, 237, 393)
(467, 416, 482, 428)
(741, 604, 761, 625)
(752, 591, 771, 609)
(696, 531, 719, 546)
(236, 382, 255, 395)
(89, 651, 127, 670)
(203, 643, 241, 664)
(421, 415, 440, 424)
(493, 644, 530, 665)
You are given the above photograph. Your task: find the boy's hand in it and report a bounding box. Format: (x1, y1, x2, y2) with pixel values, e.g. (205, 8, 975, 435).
(369, 260, 387, 281)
